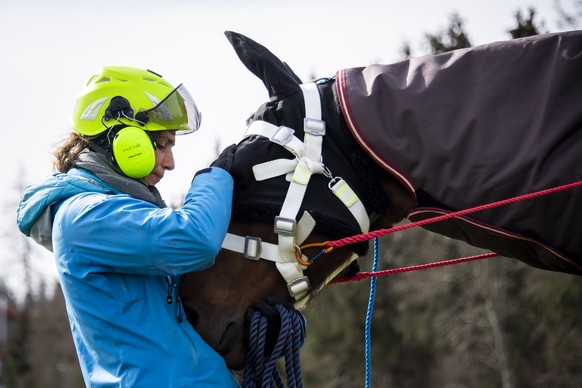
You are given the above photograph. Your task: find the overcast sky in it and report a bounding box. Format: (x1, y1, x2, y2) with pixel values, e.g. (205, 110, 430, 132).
(0, 0, 573, 301)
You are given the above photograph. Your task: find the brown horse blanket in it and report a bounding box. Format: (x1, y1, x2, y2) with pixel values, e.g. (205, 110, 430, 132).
(337, 31, 582, 275)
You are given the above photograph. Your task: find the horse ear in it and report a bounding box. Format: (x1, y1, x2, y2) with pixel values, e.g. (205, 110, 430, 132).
(225, 31, 302, 101)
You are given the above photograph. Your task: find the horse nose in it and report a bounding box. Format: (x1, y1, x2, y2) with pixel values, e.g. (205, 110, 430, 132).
(214, 320, 244, 357)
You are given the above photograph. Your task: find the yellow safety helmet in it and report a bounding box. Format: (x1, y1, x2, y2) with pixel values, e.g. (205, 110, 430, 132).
(71, 65, 201, 136)
(70, 66, 201, 178)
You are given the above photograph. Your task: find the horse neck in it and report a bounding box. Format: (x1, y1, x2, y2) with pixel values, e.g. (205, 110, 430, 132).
(322, 80, 414, 230)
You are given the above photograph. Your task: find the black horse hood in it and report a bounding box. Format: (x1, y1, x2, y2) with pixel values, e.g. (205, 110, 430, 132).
(229, 84, 380, 255)
(226, 31, 388, 255)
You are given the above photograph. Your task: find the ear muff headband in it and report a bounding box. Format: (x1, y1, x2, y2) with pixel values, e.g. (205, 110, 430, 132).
(111, 127, 156, 178)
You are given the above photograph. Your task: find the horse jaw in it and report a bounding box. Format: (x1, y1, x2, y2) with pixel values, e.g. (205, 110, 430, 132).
(179, 222, 289, 370)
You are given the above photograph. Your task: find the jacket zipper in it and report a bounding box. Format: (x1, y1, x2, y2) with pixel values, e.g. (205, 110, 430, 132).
(164, 275, 184, 322)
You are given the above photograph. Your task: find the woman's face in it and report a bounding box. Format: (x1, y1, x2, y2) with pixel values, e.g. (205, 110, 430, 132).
(143, 131, 176, 186)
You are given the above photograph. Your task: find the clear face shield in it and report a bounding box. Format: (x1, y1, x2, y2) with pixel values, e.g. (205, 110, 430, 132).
(139, 84, 201, 134)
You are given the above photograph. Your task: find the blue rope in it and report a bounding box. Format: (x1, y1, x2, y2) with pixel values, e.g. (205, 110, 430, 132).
(365, 237, 379, 388)
(244, 304, 305, 387)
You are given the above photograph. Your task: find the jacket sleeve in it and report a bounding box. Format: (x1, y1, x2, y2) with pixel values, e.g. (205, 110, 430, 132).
(53, 167, 234, 276)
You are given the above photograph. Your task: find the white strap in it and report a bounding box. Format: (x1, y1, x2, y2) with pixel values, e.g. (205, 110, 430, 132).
(276, 261, 310, 300)
(221, 211, 316, 262)
(221, 231, 310, 299)
(222, 233, 283, 262)
(296, 211, 316, 244)
(273, 84, 326, 300)
(330, 178, 370, 233)
(252, 158, 297, 181)
(245, 121, 305, 157)
(300, 83, 325, 163)
(301, 83, 322, 121)
(278, 158, 325, 223)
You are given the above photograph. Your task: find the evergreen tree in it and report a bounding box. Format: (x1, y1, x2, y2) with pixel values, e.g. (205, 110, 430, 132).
(509, 8, 543, 38)
(425, 13, 472, 55)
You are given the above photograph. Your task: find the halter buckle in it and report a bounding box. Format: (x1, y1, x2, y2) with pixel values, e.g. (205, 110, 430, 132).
(287, 276, 311, 299)
(274, 216, 296, 236)
(304, 118, 326, 136)
(243, 236, 262, 261)
(270, 126, 295, 146)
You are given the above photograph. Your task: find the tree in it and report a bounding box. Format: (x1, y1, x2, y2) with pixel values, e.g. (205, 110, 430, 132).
(509, 8, 544, 38)
(425, 13, 472, 55)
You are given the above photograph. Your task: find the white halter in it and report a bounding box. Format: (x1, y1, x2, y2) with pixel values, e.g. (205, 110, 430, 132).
(221, 82, 370, 308)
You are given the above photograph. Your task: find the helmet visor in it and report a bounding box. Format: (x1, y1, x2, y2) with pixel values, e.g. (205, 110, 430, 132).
(142, 84, 201, 134)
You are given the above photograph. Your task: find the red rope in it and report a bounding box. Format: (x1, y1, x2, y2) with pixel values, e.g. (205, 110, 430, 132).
(327, 181, 581, 283)
(327, 181, 582, 249)
(332, 253, 499, 283)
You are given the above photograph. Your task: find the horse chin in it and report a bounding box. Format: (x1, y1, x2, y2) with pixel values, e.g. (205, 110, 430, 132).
(215, 325, 247, 371)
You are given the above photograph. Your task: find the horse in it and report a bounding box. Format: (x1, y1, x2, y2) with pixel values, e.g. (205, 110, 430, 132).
(179, 30, 582, 370)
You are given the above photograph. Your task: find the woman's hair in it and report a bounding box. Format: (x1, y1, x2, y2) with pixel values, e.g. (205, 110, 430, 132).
(53, 132, 90, 173)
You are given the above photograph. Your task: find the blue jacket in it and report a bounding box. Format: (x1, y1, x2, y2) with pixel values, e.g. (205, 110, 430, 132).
(17, 168, 239, 387)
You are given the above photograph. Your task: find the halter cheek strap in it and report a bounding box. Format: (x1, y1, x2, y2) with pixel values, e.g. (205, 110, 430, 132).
(221, 82, 370, 307)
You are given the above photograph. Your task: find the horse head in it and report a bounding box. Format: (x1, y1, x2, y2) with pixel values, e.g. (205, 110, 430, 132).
(179, 31, 412, 369)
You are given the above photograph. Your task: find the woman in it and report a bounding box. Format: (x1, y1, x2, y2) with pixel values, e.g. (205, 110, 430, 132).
(17, 66, 239, 387)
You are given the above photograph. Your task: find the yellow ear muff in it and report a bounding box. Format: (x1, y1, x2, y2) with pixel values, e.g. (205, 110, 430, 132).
(111, 127, 156, 179)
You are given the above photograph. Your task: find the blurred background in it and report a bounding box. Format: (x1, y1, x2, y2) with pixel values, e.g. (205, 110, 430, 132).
(1, 1, 580, 386)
